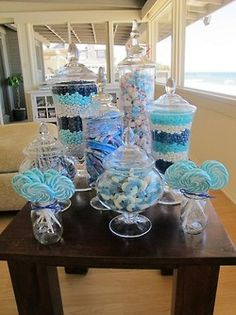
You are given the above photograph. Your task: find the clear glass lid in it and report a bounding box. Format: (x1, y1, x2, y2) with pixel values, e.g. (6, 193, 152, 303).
(87, 67, 121, 118)
(104, 128, 154, 171)
(49, 43, 97, 84)
(152, 78, 196, 113)
(118, 20, 155, 67)
(23, 122, 65, 157)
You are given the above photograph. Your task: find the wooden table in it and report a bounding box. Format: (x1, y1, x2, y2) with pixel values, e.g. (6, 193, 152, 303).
(0, 191, 236, 315)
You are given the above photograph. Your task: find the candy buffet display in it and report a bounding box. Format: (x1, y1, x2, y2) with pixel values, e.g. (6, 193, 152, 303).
(165, 159, 229, 234)
(118, 20, 155, 153)
(12, 168, 75, 244)
(82, 67, 123, 185)
(51, 43, 97, 161)
(148, 78, 196, 174)
(94, 129, 164, 238)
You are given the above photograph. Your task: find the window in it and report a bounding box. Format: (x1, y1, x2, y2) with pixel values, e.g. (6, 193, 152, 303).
(185, 0, 236, 96)
(35, 23, 107, 80)
(155, 3, 172, 84)
(96, 49, 106, 58)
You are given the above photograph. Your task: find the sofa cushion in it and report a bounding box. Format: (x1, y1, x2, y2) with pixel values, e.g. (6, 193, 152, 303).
(0, 122, 58, 173)
(0, 172, 27, 211)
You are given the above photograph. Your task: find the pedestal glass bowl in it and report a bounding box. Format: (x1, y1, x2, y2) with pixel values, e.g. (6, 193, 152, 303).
(95, 142, 164, 238)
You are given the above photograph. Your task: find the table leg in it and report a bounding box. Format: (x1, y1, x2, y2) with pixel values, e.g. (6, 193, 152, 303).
(171, 265, 220, 315)
(8, 260, 64, 315)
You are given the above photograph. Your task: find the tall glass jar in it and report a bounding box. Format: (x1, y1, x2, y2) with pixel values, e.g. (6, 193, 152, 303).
(148, 78, 196, 174)
(118, 20, 155, 153)
(51, 43, 97, 161)
(82, 67, 123, 185)
(31, 200, 63, 245)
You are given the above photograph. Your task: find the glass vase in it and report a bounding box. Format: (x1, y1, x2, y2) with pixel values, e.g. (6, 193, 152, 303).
(180, 193, 210, 235)
(31, 201, 63, 245)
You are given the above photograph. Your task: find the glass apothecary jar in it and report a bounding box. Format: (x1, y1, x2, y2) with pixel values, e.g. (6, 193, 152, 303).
(95, 135, 164, 238)
(118, 20, 155, 153)
(20, 122, 76, 181)
(82, 67, 123, 185)
(148, 78, 196, 174)
(50, 43, 97, 161)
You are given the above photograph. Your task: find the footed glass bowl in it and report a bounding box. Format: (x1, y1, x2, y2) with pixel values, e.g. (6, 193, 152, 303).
(96, 165, 164, 238)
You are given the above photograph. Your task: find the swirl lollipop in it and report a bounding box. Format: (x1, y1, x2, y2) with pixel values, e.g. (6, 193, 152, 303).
(12, 168, 75, 202)
(165, 160, 197, 189)
(12, 174, 33, 195)
(179, 168, 211, 194)
(200, 160, 229, 190)
(21, 182, 55, 203)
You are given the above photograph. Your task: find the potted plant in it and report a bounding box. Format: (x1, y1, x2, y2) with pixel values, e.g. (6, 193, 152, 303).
(7, 74, 27, 121)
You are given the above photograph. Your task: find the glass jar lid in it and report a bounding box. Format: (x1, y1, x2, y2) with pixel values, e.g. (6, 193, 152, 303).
(49, 42, 97, 84)
(152, 78, 196, 113)
(118, 20, 155, 67)
(23, 123, 65, 157)
(104, 128, 154, 171)
(85, 66, 121, 118)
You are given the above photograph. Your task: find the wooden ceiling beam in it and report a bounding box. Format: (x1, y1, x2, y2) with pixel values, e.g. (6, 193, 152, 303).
(91, 23, 97, 44)
(45, 24, 65, 43)
(70, 26, 81, 43)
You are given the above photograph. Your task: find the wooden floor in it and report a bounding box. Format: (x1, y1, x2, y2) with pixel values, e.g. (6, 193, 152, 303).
(0, 190, 236, 315)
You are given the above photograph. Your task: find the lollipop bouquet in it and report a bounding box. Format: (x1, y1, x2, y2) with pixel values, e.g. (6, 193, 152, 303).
(12, 168, 75, 244)
(165, 160, 229, 234)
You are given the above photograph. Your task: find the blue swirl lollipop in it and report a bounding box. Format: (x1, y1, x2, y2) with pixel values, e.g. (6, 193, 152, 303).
(21, 182, 55, 203)
(179, 168, 211, 194)
(12, 174, 33, 195)
(165, 160, 197, 189)
(12, 168, 75, 203)
(200, 160, 229, 190)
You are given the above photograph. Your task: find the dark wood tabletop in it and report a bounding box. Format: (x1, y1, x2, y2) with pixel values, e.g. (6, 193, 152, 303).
(0, 191, 236, 268)
(1, 191, 236, 315)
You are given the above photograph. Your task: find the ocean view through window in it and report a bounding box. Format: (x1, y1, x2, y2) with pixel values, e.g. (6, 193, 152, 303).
(184, 0, 236, 97)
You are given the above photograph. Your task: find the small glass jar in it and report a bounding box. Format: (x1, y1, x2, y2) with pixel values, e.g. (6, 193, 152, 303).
(82, 67, 123, 185)
(180, 193, 210, 235)
(95, 135, 164, 238)
(31, 200, 63, 244)
(50, 43, 97, 160)
(148, 78, 196, 174)
(118, 20, 155, 153)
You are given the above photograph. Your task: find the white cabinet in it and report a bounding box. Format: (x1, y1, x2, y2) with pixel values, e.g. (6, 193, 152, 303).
(29, 90, 57, 123)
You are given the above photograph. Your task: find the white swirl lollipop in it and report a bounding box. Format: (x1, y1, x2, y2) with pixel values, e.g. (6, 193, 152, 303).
(179, 168, 211, 194)
(165, 160, 197, 189)
(21, 182, 55, 203)
(200, 160, 229, 190)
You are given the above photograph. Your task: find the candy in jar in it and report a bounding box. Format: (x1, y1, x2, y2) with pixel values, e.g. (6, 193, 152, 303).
(118, 20, 155, 153)
(94, 129, 164, 238)
(51, 43, 97, 160)
(148, 78, 197, 174)
(82, 67, 123, 184)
